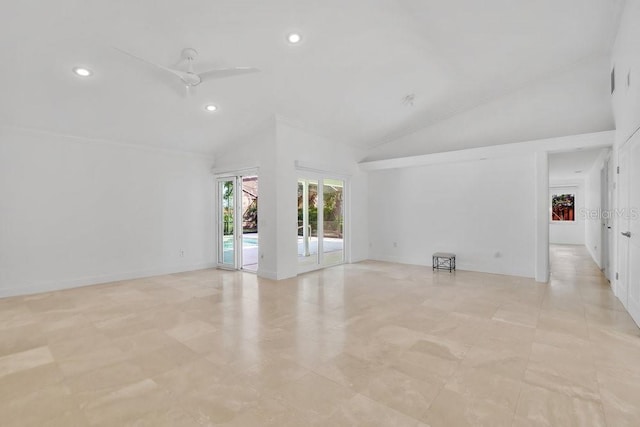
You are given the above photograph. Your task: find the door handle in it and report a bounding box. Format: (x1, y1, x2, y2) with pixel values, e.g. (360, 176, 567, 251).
(622, 231, 632, 238)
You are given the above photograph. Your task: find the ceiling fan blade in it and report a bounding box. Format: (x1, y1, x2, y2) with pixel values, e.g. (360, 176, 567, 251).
(198, 67, 260, 82)
(113, 47, 190, 81)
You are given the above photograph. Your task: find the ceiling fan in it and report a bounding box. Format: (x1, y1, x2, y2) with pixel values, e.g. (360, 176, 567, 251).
(115, 47, 259, 95)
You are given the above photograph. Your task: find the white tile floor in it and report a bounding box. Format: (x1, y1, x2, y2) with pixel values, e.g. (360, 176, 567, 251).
(1, 245, 639, 426)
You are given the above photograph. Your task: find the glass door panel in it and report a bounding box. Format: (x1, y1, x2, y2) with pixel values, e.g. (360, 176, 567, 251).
(298, 179, 319, 267)
(241, 176, 259, 272)
(298, 175, 347, 272)
(218, 178, 236, 268)
(322, 179, 344, 265)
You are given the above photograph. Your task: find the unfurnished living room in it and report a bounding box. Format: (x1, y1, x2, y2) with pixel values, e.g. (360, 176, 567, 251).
(1, 1, 640, 426)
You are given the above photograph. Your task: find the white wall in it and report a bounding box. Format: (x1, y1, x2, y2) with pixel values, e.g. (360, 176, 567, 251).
(213, 117, 369, 280)
(362, 132, 613, 281)
(367, 155, 537, 278)
(212, 117, 280, 279)
(0, 126, 215, 297)
(612, 0, 640, 146)
(549, 183, 585, 245)
(611, 0, 640, 301)
(276, 119, 370, 268)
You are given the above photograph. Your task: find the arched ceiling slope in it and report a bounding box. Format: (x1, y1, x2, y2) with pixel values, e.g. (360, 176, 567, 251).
(0, 0, 624, 156)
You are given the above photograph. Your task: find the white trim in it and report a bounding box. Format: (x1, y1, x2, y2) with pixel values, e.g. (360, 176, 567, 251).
(295, 160, 351, 178)
(549, 184, 580, 189)
(257, 268, 278, 280)
(0, 262, 217, 298)
(369, 254, 535, 278)
(295, 173, 348, 274)
(535, 151, 550, 283)
(212, 164, 259, 176)
(0, 123, 215, 160)
(360, 130, 614, 171)
(215, 173, 261, 272)
(344, 178, 352, 264)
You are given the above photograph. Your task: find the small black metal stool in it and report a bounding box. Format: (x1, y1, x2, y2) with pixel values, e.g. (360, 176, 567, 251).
(432, 252, 456, 272)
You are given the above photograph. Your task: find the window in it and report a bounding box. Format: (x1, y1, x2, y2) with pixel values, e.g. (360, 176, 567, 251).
(551, 193, 575, 221)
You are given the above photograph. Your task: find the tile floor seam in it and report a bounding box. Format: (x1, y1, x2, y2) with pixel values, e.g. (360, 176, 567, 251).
(585, 305, 612, 427)
(1, 245, 638, 426)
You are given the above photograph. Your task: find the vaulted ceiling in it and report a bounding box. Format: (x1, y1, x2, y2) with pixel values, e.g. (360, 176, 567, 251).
(0, 0, 625, 156)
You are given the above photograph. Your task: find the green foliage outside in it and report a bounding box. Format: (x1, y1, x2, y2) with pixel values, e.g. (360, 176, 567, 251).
(297, 182, 343, 237)
(223, 181, 234, 235)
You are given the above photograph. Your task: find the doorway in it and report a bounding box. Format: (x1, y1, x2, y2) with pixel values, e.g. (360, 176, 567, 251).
(600, 155, 613, 280)
(217, 174, 259, 272)
(297, 175, 346, 272)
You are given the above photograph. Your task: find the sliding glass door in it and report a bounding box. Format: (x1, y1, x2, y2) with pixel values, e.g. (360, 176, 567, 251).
(322, 178, 344, 265)
(298, 179, 319, 267)
(297, 175, 345, 272)
(217, 174, 259, 271)
(218, 177, 237, 268)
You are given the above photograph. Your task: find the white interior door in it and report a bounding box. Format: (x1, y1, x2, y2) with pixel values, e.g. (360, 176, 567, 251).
(627, 133, 640, 326)
(607, 156, 615, 282)
(617, 143, 630, 308)
(600, 162, 609, 276)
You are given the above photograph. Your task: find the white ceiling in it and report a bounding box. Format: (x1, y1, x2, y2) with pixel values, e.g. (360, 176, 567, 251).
(0, 0, 625, 156)
(549, 148, 608, 181)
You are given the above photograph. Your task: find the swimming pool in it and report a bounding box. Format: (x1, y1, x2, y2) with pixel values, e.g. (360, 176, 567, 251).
(223, 235, 259, 250)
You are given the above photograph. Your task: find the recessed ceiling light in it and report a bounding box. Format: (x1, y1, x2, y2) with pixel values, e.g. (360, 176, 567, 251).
(287, 33, 302, 44)
(205, 104, 218, 112)
(72, 67, 93, 77)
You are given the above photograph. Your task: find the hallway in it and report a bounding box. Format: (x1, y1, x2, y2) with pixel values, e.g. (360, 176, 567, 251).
(548, 244, 637, 335)
(545, 244, 640, 425)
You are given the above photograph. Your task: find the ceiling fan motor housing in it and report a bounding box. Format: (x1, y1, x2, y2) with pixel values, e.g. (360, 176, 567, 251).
(181, 48, 198, 61)
(181, 72, 201, 86)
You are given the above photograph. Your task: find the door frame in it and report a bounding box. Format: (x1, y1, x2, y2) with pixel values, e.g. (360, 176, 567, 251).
(296, 169, 349, 274)
(215, 169, 259, 272)
(216, 175, 242, 270)
(616, 142, 630, 307)
(625, 134, 640, 326)
(600, 153, 611, 278)
(605, 154, 615, 282)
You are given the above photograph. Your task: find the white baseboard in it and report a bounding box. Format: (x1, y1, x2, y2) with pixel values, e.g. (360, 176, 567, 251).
(586, 246, 602, 269)
(257, 268, 278, 280)
(0, 262, 217, 298)
(629, 295, 640, 328)
(368, 254, 535, 279)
